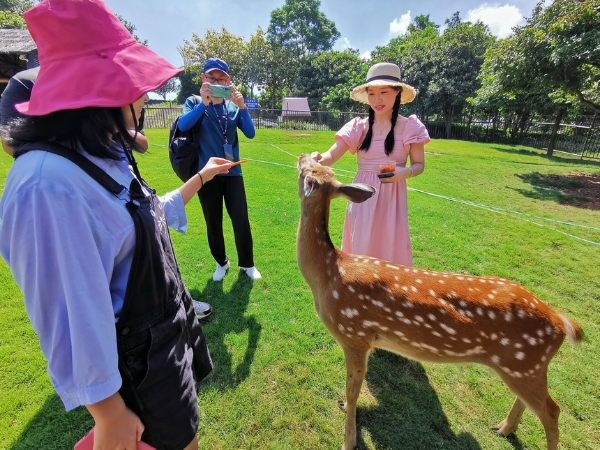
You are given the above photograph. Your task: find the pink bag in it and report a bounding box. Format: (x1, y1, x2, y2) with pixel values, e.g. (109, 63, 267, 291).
(74, 428, 156, 450)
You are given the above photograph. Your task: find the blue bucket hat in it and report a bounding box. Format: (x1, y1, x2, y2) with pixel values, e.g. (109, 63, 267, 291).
(203, 57, 229, 77)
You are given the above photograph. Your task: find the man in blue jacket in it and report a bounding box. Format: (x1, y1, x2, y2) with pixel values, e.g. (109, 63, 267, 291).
(178, 57, 261, 288)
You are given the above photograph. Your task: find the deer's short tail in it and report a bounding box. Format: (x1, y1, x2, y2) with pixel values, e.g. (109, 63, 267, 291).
(559, 314, 584, 344)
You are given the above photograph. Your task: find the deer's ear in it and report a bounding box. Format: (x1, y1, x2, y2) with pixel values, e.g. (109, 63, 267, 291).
(338, 183, 376, 203)
(304, 175, 317, 197)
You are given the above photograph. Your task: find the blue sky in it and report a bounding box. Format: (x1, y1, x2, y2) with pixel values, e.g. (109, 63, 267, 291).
(103, 0, 545, 68)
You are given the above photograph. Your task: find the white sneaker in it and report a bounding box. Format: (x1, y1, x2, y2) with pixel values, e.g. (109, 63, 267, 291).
(241, 266, 262, 280)
(212, 261, 230, 281)
(192, 300, 212, 319)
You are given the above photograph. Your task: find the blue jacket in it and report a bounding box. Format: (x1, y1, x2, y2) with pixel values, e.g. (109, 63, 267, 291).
(179, 96, 255, 176)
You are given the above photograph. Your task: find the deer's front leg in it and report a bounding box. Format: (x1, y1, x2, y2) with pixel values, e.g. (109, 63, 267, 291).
(341, 346, 369, 450)
(492, 397, 526, 437)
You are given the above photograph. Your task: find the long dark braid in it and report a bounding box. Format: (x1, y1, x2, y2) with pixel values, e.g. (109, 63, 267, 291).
(358, 86, 402, 155)
(383, 89, 402, 156)
(358, 107, 375, 151)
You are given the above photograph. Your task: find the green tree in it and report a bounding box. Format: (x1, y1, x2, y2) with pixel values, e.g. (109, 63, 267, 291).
(176, 65, 202, 104)
(0, 10, 25, 28)
(261, 42, 294, 109)
(239, 27, 270, 99)
(178, 27, 246, 85)
(267, 0, 340, 59)
(407, 13, 439, 34)
(524, 0, 599, 112)
(428, 19, 495, 137)
(373, 14, 493, 134)
(474, 0, 599, 155)
(154, 78, 178, 102)
(0, 0, 34, 13)
(444, 12, 461, 29)
(473, 38, 557, 141)
(0, 0, 35, 29)
(116, 14, 147, 46)
(295, 49, 367, 112)
(371, 20, 440, 117)
(178, 26, 291, 107)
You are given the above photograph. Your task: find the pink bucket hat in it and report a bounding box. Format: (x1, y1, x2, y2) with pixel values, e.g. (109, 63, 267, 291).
(16, 0, 182, 116)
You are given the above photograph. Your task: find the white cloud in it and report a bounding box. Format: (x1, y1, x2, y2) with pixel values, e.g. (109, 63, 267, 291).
(361, 50, 372, 60)
(466, 3, 525, 38)
(334, 37, 352, 51)
(389, 11, 412, 38)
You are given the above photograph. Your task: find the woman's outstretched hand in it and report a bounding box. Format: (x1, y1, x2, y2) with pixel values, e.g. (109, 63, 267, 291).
(310, 152, 322, 162)
(178, 157, 233, 205)
(201, 157, 232, 183)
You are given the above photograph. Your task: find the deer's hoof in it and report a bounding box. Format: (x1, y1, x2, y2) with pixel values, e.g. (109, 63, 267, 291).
(338, 401, 347, 413)
(491, 425, 509, 437)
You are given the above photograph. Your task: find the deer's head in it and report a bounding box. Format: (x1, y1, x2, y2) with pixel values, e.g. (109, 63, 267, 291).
(297, 154, 376, 205)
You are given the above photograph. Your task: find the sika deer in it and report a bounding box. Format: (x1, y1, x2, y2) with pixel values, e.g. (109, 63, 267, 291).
(295, 154, 583, 450)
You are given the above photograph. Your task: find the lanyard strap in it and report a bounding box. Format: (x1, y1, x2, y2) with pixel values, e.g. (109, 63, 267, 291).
(210, 101, 228, 144)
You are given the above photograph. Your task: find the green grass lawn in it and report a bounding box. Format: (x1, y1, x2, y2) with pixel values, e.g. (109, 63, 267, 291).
(1, 130, 599, 449)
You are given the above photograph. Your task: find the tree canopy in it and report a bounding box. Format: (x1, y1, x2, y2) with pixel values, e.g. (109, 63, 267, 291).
(173, 0, 598, 146)
(116, 14, 147, 46)
(179, 27, 246, 80)
(371, 14, 494, 136)
(476, 0, 600, 111)
(295, 49, 366, 112)
(154, 78, 178, 101)
(473, 0, 599, 153)
(0, 0, 34, 13)
(0, 0, 35, 29)
(267, 0, 340, 58)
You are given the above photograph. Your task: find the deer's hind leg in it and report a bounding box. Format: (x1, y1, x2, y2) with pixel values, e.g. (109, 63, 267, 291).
(340, 345, 370, 450)
(495, 370, 560, 450)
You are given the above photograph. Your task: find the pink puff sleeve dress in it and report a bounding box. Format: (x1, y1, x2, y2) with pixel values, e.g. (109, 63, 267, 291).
(335, 115, 430, 266)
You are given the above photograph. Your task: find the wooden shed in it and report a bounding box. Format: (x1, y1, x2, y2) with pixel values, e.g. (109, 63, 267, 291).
(0, 29, 38, 92)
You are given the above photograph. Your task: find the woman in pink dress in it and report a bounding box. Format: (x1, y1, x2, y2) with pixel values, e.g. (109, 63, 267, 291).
(311, 62, 430, 266)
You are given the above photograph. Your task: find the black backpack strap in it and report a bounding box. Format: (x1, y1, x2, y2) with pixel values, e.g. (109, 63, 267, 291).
(14, 141, 128, 199)
(171, 95, 204, 144)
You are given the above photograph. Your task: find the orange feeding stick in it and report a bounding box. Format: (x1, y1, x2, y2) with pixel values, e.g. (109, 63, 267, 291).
(230, 159, 248, 167)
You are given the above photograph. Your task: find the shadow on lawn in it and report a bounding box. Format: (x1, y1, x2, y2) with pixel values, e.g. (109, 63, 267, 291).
(512, 172, 600, 210)
(352, 350, 526, 450)
(490, 146, 600, 168)
(8, 395, 93, 449)
(190, 272, 262, 390)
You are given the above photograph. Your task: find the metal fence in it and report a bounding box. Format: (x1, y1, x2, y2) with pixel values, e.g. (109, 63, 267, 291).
(421, 114, 600, 159)
(144, 105, 181, 129)
(144, 106, 600, 159)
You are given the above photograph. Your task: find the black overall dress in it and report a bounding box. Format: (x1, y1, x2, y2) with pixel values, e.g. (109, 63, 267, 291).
(16, 143, 213, 450)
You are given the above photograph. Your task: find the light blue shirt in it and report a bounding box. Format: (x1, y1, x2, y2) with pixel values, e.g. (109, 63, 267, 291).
(0, 146, 187, 411)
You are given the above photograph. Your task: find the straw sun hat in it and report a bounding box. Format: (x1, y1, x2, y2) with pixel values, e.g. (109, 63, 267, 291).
(350, 62, 417, 105)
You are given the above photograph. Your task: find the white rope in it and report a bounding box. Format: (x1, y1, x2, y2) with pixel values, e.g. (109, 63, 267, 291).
(149, 141, 599, 245)
(262, 145, 600, 246)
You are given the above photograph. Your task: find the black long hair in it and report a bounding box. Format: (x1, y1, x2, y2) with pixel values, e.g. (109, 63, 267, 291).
(7, 106, 141, 160)
(358, 86, 402, 156)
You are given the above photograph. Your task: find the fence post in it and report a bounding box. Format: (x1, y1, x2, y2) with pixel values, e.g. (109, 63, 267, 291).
(581, 112, 597, 160)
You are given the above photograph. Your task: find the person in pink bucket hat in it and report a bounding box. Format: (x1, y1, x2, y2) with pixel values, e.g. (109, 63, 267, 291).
(0, 0, 232, 448)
